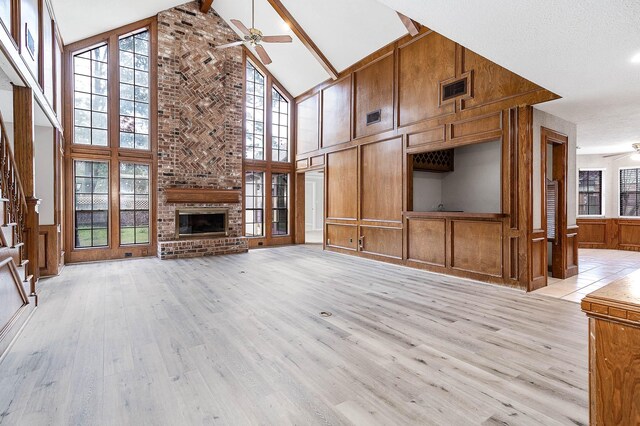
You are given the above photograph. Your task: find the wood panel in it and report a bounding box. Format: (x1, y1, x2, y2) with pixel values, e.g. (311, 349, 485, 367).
(38, 224, 59, 276)
(566, 226, 579, 277)
(326, 223, 357, 250)
(326, 148, 357, 220)
(619, 222, 640, 249)
(322, 76, 351, 147)
(593, 319, 640, 424)
(296, 94, 319, 155)
(361, 138, 402, 222)
(360, 226, 402, 259)
(451, 220, 502, 276)
(449, 112, 502, 143)
(406, 126, 445, 150)
(460, 47, 539, 111)
(577, 219, 607, 246)
(354, 54, 394, 139)
(530, 232, 546, 288)
(406, 218, 446, 266)
(398, 32, 456, 127)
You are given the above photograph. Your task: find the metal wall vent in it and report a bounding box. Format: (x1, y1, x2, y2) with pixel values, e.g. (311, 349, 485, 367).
(366, 109, 381, 126)
(442, 78, 468, 102)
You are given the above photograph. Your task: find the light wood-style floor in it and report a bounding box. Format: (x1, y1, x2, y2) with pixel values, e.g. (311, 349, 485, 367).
(0, 245, 588, 425)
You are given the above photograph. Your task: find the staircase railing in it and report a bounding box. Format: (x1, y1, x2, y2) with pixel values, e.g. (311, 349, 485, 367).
(0, 109, 28, 261)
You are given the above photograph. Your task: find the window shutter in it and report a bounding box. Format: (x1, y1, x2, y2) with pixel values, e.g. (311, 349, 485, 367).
(547, 179, 557, 240)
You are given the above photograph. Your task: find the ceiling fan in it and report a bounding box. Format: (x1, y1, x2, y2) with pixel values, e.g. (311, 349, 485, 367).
(603, 143, 640, 161)
(216, 0, 292, 65)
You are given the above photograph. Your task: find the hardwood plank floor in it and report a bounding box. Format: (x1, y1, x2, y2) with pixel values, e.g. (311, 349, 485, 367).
(0, 245, 588, 425)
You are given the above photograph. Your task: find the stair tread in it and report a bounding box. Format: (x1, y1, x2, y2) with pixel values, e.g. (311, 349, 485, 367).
(11, 242, 24, 249)
(2, 222, 17, 227)
(23, 274, 33, 283)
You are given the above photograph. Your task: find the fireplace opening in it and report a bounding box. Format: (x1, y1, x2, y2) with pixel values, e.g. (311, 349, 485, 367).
(176, 208, 228, 238)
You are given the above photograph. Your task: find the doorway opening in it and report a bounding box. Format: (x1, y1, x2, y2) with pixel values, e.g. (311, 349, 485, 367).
(304, 170, 324, 244)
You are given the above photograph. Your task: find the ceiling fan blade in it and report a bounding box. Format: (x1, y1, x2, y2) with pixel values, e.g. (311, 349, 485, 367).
(261, 35, 293, 43)
(215, 41, 244, 49)
(231, 19, 251, 36)
(603, 152, 630, 159)
(255, 45, 272, 65)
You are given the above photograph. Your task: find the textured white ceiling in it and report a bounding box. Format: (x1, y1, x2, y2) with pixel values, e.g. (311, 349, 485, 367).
(376, 0, 640, 154)
(51, 0, 183, 43)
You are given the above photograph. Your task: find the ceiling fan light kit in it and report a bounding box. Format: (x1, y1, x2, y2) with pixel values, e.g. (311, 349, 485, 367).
(215, 0, 293, 65)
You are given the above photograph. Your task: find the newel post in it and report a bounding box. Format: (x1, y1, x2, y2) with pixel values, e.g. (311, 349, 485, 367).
(25, 197, 40, 296)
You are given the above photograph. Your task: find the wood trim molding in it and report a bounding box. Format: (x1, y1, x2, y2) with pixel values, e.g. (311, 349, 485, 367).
(397, 12, 420, 37)
(265, 0, 338, 80)
(164, 188, 241, 204)
(200, 0, 214, 14)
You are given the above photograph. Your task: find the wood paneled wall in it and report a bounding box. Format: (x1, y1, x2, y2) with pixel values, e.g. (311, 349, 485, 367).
(578, 218, 640, 251)
(294, 26, 560, 290)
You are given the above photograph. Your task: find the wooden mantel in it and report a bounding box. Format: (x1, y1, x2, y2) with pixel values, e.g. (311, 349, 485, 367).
(164, 188, 241, 204)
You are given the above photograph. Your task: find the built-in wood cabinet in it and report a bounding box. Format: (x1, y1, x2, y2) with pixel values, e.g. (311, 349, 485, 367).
(293, 27, 562, 290)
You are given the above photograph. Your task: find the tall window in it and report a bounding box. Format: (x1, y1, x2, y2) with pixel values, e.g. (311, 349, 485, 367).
(272, 173, 288, 235)
(620, 168, 640, 217)
(120, 163, 150, 244)
(578, 170, 603, 216)
(245, 62, 265, 160)
(272, 89, 289, 162)
(74, 160, 109, 247)
(73, 44, 108, 146)
(119, 31, 150, 149)
(245, 171, 264, 237)
(243, 57, 293, 245)
(67, 25, 155, 261)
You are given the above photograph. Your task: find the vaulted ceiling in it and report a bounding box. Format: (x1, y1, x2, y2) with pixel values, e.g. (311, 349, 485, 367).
(51, 0, 640, 154)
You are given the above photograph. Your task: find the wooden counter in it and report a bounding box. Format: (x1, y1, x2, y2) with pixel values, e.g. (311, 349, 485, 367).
(404, 211, 508, 220)
(582, 272, 640, 425)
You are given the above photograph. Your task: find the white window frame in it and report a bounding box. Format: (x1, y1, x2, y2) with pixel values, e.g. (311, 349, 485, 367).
(618, 166, 640, 219)
(577, 168, 605, 218)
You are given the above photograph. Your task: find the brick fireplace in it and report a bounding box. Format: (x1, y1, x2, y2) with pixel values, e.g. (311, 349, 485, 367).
(156, 2, 248, 259)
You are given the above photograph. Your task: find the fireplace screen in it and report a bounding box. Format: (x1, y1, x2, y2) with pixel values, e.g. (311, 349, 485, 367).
(176, 209, 228, 238)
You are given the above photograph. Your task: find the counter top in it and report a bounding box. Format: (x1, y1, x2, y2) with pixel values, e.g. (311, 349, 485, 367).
(582, 270, 640, 324)
(404, 211, 508, 219)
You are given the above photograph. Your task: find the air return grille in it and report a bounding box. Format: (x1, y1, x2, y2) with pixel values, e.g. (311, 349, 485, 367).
(442, 77, 469, 102)
(366, 109, 381, 126)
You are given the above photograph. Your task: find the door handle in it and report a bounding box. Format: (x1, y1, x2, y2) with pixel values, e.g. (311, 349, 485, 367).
(358, 236, 364, 250)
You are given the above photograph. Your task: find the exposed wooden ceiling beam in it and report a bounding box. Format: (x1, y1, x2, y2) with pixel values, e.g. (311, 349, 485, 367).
(266, 0, 339, 80)
(200, 0, 214, 14)
(397, 12, 420, 37)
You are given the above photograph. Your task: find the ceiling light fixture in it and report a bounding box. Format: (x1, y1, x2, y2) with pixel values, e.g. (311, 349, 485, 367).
(631, 143, 640, 161)
(631, 52, 640, 64)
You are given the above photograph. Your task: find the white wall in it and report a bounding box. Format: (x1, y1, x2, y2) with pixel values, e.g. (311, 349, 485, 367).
(577, 154, 640, 218)
(412, 172, 442, 211)
(441, 140, 501, 212)
(532, 108, 578, 228)
(34, 126, 55, 225)
(412, 140, 502, 213)
(305, 172, 323, 231)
